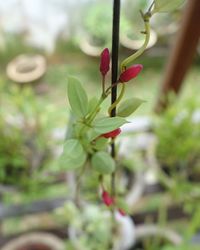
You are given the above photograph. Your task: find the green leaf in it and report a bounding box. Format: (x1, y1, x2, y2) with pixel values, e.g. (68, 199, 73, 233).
(94, 137, 108, 150)
(93, 117, 127, 134)
(67, 77, 88, 118)
(60, 139, 87, 170)
(87, 128, 100, 141)
(74, 123, 85, 137)
(88, 96, 99, 114)
(117, 98, 145, 117)
(91, 151, 115, 174)
(153, 0, 185, 13)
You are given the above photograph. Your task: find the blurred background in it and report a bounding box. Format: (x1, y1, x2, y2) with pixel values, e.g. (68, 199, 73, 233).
(0, 0, 200, 250)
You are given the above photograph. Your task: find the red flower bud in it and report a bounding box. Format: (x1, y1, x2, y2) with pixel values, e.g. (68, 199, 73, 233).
(100, 48, 110, 76)
(102, 190, 114, 207)
(118, 208, 126, 216)
(119, 64, 143, 83)
(102, 128, 121, 139)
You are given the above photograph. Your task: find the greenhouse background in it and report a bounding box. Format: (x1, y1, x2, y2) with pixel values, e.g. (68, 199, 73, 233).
(0, 0, 200, 250)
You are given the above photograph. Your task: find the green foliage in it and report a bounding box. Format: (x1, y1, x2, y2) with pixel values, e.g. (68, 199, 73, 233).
(84, 2, 112, 46)
(117, 97, 145, 117)
(67, 77, 88, 118)
(60, 139, 87, 170)
(62, 76, 127, 185)
(94, 137, 108, 151)
(93, 117, 127, 134)
(91, 151, 115, 174)
(0, 80, 58, 188)
(161, 244, 200, 250)
(153, 0, 185, 13)
(88, 97, 99, 114)
(155, 96, 200, 177)
(122, 0, 149, 25)
(0, 34, 41, 66)
(55, 202, 112, 250)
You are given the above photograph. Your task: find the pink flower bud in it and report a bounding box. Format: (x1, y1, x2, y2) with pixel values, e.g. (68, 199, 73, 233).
(102, 190, 114, 207)
(118, 208, 126, 216)
(102, 128, 121, 139)
(100, 48, 110, 76)
(119, 64, 143, 83)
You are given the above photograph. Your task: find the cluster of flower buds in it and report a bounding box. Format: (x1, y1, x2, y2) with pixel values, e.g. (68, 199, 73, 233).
(98, 48, 143, 216)
(102, 190, 126, 216)
(100, 48, 143, 83)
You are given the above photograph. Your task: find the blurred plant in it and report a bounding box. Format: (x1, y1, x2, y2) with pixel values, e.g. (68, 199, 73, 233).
(122, 0, 150, 28)
(55, 202, 112, 250)
(155, 95, 200, 181)
(82, 1, 112, 47)
(0, 80, 58, 188)
(0, 33, 40, 66)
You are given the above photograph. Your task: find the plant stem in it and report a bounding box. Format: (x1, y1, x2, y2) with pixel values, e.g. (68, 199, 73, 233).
(108, 83, 125, 116)
(102, 75, 106, 94)
(120, 13, 151, 70)
(78, 95, 107, 137)
(75, 162, 88, 207)
(105, 81, 119, 94)
(86, 95, 105, 123)
(111, 0, 121, 198)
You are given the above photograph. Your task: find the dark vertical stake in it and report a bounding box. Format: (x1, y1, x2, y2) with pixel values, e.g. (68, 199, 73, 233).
(111, 0, 121, 117)
(111, 0, 121, 195)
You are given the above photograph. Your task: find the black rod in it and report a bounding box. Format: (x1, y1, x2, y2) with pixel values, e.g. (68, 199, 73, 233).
(111, 0, 121, 197)
(111, 0, 121, 118)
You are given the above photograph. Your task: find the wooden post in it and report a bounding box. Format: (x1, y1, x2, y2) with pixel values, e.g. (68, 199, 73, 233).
(155, 0, 200, 113)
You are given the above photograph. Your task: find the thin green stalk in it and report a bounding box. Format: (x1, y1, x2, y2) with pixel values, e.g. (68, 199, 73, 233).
(78, 95, 106, 137)
(86, 95, 105, 123)
(120, 14, 151, 70)
(108, 83, 125, 115)
(105, 82, 119, 95)
(75, 161, 88, 206)
(102, 75, 106, 94)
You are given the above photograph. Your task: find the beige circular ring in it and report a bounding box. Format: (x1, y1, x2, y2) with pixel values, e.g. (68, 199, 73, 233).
(6, 54, 47, 83)
(1, 232, 65, 250)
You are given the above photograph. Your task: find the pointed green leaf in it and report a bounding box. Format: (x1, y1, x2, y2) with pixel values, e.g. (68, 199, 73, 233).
(91, 151, 115, 174)
(153, 0, 185, 13)
(67, 77, 88, 118)
(93, 117, 127, 134)
(60, 139, 87, 170)
(88, 97, 99, 114)
(117, 98, 145, 117)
